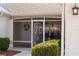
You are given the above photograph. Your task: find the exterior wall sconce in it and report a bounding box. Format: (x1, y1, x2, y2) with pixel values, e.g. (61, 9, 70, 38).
(72, 3, 79, 15)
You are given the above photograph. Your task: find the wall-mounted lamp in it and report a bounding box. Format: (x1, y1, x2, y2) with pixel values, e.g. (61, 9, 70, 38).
(72, 3, 79, 15)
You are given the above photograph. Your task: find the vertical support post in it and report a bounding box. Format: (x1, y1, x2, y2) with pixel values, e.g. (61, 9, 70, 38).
(61, 3, 65, 56)
(31, 17, 33, 53)
(43, 17, 45, 42)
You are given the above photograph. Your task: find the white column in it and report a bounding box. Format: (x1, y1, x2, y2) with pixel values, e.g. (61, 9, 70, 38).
(61, 3, 65, 56)
(8, 19, 13, 48)
(43, 17, 45, 42)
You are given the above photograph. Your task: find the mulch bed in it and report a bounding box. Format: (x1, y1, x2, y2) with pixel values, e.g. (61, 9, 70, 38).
(0, 50, 21, 56)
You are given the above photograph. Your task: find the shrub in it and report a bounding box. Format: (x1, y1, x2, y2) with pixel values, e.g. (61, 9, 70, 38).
(0, 38, 10, 51)
(32, 40, 60, 56)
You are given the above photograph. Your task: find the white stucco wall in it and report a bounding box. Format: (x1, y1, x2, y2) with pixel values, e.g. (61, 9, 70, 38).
(65, 3, 79, 56)
(0, 16, 9, 37)
(0, 15, 13, 48)
(0, 7, 12, 48)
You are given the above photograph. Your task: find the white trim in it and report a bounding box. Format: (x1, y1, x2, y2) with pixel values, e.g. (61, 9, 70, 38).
(13, 20, 31, 22)
(33, 20, 44, 22)
(13, 41, 31, 43)
(12, 15, 61, 20)
(31, 17, 33, 48)
(61, 3, 65, 56)
(43, 17, 45, 42)
(45, 20, 61, 21)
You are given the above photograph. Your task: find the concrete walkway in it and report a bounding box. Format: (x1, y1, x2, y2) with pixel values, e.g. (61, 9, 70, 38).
(8, 47, 31, 56)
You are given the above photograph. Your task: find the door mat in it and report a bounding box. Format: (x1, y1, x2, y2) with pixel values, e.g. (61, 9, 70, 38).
(0, 50, 21, 56)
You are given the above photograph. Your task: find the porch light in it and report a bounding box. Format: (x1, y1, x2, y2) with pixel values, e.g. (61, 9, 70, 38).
(72, 3, 79, 15)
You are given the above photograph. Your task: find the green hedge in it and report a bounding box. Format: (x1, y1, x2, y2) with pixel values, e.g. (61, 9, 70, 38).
(32, 40, 60, 56)
(0, 38, 10, 51)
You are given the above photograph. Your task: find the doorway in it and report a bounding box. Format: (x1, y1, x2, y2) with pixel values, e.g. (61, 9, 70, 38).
(33, 20, 44, 46)
(13, 20, 31, 48)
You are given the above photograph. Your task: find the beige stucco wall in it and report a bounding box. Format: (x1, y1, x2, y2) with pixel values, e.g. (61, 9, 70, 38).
(65, 3, 79, 56)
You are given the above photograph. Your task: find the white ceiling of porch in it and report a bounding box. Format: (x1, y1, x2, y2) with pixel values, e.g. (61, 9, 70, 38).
(0, 3, 62, 16)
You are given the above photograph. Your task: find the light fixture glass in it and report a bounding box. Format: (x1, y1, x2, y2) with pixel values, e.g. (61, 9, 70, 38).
(72, 3, 78, 15)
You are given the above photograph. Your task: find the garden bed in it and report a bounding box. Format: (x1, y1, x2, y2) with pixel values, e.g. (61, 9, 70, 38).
(0, 50, 21, 56)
